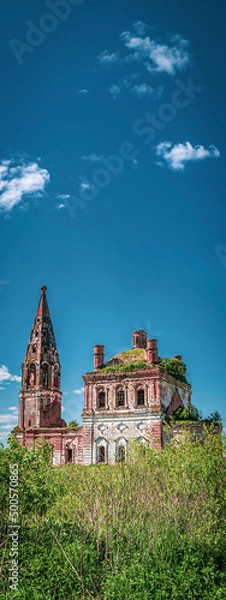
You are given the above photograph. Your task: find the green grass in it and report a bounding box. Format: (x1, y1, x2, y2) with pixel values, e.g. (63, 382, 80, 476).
(1, 432, 226, 599)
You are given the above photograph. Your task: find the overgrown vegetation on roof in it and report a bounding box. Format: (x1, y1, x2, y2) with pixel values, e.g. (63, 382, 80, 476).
(118, 348, 146, 360)
(98, 361, 151, 374)
(164, 404, 222, 427)
(160, 358, 188, 383)
(87, 353, 191, 380)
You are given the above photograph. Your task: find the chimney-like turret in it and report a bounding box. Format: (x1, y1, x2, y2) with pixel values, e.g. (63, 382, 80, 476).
(132, 330, 147, 349)
(94, 345, 104, 370)
(147, 339, 159, 364)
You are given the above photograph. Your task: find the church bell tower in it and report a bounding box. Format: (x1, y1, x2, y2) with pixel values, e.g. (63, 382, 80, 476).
(19, 286, 65, 430)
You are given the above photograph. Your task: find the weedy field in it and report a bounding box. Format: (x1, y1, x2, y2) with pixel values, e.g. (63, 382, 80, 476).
(1, 431, 226, 599)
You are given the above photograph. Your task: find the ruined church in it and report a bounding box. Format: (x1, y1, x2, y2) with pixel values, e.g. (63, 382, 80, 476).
(13, 286, 191, 464)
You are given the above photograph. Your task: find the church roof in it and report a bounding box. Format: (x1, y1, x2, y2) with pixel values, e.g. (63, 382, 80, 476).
(105, 348, 148, 366)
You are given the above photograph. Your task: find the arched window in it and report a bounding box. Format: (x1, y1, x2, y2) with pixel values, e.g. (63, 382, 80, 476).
(28, 364, 36, 386)
(66, 448, 73, 463)
(98, 391, 105, 409)
(42, 364, 48, 387)
(116, 389, 125, 408)
(53, 364, 59, 388)
(98, 446, 105, 463)
(137, 389, 145, 406)
(43, 397, 50, 409)
(117, 445, 125, 462)
(32, 344, 36, 354)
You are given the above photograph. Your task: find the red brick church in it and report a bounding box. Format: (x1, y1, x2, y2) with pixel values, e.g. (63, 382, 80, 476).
(13, 286, 191, 464)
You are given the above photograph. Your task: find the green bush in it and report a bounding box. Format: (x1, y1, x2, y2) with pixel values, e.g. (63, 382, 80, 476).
(160, 357, 188, 383)
(66, 420, 79, 428)
(172, 403, 202, 422)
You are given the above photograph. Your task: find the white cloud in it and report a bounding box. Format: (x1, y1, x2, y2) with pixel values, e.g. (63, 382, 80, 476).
(55, 194, 71, 210)
(156, 142, 220, 171)
(120, 30, 190, 75)
(131, 83, 163, 98)
(0, 407, 18, 445)
(78, 89, 89, 94)
(0, 432, 9, 442)
(81, 154, 102, 163)
(0, 159, 50, 213)
(96, 24, 189, 99)
(131, 83, 153, 97)
(0, 387, 5, 391)
(0, 413, 18, 424)
(109, 73, 162, 99)
(73, 387, 84, 395)
(0, 365, 21, 384)
(56, 194, 70, 200)
(109, 84, 122, 98)
(80, 182, 91, 193)
(133, 20, 148, 36)
(130, 158, 140, 169)
(96, 50, 119, 66)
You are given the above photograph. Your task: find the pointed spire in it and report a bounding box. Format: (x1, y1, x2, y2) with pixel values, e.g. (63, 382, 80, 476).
(36, 285, 51, 319)
(19, 286, 64, 430)
(22, 286, 60, 391)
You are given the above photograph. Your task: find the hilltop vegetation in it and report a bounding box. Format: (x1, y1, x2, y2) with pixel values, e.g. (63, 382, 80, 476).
(0, 431, 226, 599)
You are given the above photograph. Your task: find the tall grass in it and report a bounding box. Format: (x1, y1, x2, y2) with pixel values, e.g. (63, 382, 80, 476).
(1, 431, 226, 599)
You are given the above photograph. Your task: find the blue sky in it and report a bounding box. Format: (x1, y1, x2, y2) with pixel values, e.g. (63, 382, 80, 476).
(0, 0, 226, 442)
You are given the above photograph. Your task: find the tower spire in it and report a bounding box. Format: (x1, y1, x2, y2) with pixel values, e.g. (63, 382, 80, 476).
(19, 286, 64, 430)
(36, 285, 51, 319)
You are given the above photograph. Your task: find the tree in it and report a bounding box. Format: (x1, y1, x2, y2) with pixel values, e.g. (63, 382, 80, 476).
(169, 403, 202, 422)
(205, 411, 222, 426)
(66, 420, 79, 428)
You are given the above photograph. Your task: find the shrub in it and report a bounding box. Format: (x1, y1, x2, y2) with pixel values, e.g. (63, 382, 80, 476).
(160, 358, 188, 383)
